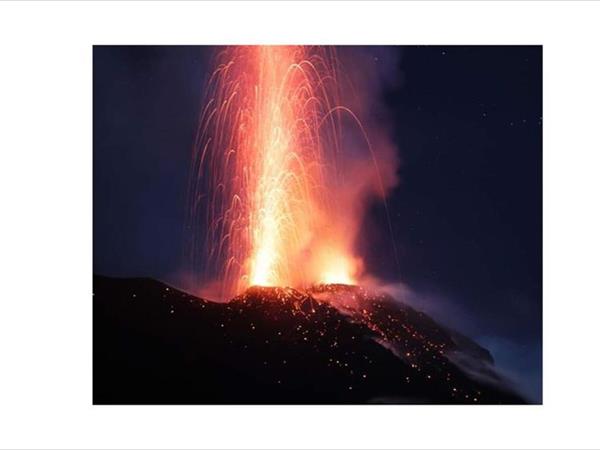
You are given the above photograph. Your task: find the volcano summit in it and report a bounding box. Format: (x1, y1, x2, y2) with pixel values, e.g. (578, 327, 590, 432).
(93, 275, 525, 404)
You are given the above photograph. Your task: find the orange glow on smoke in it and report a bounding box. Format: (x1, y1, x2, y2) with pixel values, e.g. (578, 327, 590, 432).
(313, 246, 363, 285)
(189, 46, 389, 299)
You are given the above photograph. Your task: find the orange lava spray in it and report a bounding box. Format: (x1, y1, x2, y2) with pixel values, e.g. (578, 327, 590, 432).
(188, 46, 391, 299)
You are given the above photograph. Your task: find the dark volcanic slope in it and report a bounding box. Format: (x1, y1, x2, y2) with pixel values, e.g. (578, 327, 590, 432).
(93, 275, 525, 404)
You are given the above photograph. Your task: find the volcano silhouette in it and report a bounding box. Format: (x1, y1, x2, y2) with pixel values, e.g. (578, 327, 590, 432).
(93, 275, 525, 404)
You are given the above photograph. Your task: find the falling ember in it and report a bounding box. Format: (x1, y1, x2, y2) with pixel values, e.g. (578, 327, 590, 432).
(188, 46, 393, 299)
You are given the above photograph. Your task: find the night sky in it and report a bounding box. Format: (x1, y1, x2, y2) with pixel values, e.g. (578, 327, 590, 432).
(93, 46, 542, 401)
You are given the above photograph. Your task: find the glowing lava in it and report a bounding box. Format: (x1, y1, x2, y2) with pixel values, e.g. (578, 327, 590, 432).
(188, 46, 385, 299)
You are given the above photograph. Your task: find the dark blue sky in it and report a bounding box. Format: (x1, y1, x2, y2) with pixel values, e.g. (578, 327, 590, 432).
(93, 46, 542, 401)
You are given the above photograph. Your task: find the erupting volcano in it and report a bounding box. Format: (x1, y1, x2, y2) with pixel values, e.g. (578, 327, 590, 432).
(94, 45, 532, 404)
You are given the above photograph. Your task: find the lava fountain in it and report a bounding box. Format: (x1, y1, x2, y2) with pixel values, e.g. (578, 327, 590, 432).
(187, 46, 395, 299)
